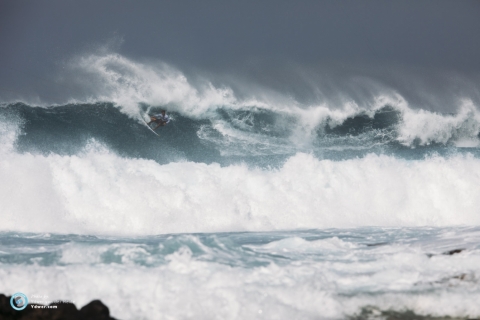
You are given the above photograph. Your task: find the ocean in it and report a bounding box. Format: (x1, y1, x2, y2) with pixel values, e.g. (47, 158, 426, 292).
(1, 53, 480, 319)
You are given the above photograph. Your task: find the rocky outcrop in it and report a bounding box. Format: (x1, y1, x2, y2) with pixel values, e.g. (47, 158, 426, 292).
(0, 294, 117, 320)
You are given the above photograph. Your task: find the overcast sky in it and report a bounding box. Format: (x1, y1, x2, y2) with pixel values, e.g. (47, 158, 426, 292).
(1, 0, 479, 105)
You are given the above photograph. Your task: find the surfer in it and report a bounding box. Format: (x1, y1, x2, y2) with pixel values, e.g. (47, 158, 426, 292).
(147, 110, 170, 131)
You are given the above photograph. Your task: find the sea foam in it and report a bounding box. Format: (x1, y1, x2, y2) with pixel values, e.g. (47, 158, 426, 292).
(1, 130, 480, 235)
(1, 230, 480, 320)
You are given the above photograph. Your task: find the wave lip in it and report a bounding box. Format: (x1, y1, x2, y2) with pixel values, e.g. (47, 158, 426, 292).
(397, 100, 480, 147)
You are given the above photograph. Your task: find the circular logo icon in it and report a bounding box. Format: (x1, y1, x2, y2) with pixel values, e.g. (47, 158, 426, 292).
(10, 292, 28, 311)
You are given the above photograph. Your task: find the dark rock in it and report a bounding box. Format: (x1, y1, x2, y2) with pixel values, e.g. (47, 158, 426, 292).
(350, 305, 480, 319)
(80, 300, 111, 319)
(0, 294, 22, 320)
(0, 294, 117, 320)
(366, 242, 389, 247)
(426, 248, 466, 258)
(443, 248, 465, 255)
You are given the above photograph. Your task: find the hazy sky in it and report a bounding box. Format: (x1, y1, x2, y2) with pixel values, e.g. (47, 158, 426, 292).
(1, 0, 479, 105)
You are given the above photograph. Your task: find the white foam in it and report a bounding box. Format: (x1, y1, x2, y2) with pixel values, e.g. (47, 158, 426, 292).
(197, 120, 295, 156)
(1, 241, 479, 319)
(67, 53, 263, 118)
(397, 99, 480, 146)
(245, 237, 357, 254)
(0, 113, 23, 153)
(2, 119, 480, 236)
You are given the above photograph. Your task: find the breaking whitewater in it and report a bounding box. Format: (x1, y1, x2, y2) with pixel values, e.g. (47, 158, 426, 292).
(1, 53, 480, 319)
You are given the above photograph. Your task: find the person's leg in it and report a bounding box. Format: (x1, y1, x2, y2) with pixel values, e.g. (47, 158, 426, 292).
(147, 116, 157, 125)
(153, 121, 166, 130)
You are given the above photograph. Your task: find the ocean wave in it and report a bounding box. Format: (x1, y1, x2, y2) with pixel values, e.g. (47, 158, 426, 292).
(2, 52, 480, 156)
(2, 101, 480, 165)
(1, 131, 480, 235)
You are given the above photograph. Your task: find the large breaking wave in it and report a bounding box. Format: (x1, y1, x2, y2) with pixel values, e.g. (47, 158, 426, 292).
(2, 100, 480, 165)
(1, 52, 480, 235)
(2, 103, 480, 235)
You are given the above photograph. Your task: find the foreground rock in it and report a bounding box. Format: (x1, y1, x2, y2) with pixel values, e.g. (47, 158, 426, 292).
(0, 294, 117, 320)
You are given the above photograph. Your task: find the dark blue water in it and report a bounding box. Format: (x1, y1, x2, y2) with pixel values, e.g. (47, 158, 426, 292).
(2, 102, 479, 168)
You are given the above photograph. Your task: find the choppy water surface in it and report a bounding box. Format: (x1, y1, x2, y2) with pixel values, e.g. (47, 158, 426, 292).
(1, 228, 479, 319)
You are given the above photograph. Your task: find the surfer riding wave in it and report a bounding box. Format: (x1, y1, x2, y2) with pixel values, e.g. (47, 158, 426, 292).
(147, 110, 170, 131)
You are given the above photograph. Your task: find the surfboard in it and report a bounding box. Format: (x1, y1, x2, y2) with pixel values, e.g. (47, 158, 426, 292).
(140, 113, 160, 136)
